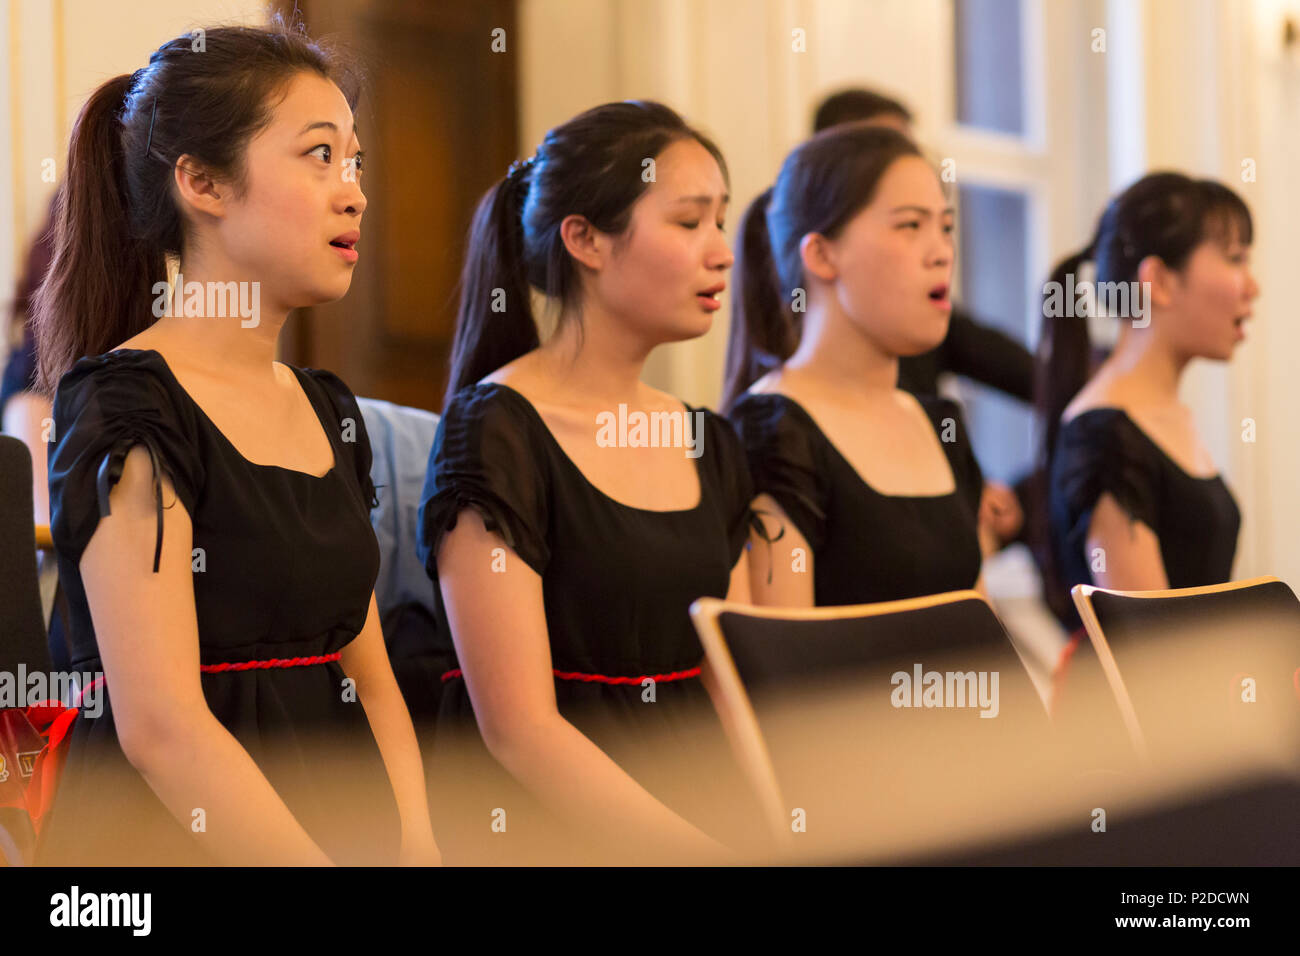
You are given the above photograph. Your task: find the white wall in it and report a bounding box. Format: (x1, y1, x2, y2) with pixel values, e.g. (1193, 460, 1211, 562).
(1, 0, 267, 319)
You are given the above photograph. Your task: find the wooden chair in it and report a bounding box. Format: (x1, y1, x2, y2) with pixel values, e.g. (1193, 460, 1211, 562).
(689, 589, 1048, 842)
(1, 436, 50, 675)
(1, 436, 51, 865)
(1071, 576, 1300, 756)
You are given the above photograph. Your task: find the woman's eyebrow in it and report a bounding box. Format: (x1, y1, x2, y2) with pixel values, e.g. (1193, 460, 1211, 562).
(672, 194, 730, 208)
(889, 205, 956, 216)
(297, 120, 359, 136)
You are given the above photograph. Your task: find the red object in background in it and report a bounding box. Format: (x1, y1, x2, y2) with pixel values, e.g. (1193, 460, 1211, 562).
(0, 706, 53, 864)
(0, 707, 50, 810)
(0, 700, 81, 864)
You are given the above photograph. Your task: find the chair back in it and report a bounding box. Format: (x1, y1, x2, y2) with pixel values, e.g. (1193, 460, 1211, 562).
(0, 436, 50, 675)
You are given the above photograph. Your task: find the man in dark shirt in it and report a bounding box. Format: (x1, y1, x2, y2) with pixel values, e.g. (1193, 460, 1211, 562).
(813, 89, 1033, 549)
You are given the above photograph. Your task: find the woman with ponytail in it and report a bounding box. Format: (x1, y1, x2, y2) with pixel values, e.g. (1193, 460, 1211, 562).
(417, 101, 759, 862)
(32, 18, 437, 865)
(724, 123, 987, 608)
(1039, 172, 1257, 633)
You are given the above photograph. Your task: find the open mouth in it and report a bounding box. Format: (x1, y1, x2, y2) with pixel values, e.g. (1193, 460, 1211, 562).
(697, 282, 725, 309)
(330, 230, 360, 253)
(928, 283, 950, 305)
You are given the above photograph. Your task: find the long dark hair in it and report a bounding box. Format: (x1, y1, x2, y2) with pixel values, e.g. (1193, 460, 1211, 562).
(444, 100, 728, 410)
(721, 123, 923, 411)
(31, 14, 360, 395)
(1036, 171, 1253, 469)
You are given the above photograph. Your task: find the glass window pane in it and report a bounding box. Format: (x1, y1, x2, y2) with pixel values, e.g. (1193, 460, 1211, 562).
(953, 0, 1025, 135)
(955, 183, 1033, 484)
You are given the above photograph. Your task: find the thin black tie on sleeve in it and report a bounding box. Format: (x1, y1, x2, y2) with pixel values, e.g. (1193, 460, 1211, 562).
(746, 506, 785, 586)
(95, 436, 167, 574)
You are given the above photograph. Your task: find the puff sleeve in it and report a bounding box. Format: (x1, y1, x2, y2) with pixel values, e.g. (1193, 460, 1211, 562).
(698, 408, 759, 565)
(1053, 410, 1162, 559)
(301, 367, 380, 512)
(416, 385, 550, 578)
(48, 353, 204, 573)
(727, 394, 829, 553)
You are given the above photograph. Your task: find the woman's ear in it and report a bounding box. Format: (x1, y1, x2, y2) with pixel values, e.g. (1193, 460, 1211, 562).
(172, 154, 228, 221)
(799, 232, 838, 283)
(558, 213, 606, 272)
(1136, 254, 1176, 309)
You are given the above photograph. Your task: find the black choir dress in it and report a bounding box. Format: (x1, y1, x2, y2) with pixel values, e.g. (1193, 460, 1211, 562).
(728, 391, 985, 606)
(416, 383, 761, 860)
(38, 349, 400, 865)
(1049, 407, 1240, 629)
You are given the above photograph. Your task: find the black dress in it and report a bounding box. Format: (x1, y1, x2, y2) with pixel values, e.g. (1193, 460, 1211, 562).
(416, 383, 760, 860)
(728, 391, 984, 606)
(38, 349, 400, 865)
(1049, 407, 1240, 628)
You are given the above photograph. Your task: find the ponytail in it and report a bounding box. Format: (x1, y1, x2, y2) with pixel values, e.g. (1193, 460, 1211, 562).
(1035, 239, 1098, 471)
(1033, 239, 1098, 626)
(31, 74, 165, 395)
(721, 187, 798, 411)
(444, 163, 539, 409)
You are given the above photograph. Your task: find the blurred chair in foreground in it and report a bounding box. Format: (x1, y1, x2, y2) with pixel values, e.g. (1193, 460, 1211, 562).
(689, 590, 1050, 843)
(1070, 576, 1300, 757)
(1, 435, 54, 865)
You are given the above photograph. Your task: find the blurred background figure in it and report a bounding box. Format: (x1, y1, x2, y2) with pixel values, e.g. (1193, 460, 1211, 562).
(2, 200, 56, 528)
(2, 198, 62, 668)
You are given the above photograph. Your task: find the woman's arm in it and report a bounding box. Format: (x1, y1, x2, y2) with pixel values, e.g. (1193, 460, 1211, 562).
(436, 507, 724, 859)
(80, 445, 332, 865)
(745, 494, 814, 608)
(338, 593, 440, 865)
(727, 543, 752, 605)
(1084, 491, 1170, 590)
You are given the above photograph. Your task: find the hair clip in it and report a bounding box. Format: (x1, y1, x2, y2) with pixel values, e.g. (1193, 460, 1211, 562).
(507, 154, 538, 180)
(144, 97, 158, 157)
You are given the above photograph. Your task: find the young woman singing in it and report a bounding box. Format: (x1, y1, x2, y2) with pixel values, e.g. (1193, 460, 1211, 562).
(417, 101, 759, 862)
(33, 20, 437, 866)
(724, 123, 987, 609)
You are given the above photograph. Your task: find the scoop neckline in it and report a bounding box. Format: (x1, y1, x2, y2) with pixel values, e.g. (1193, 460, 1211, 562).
(740, 389, 961, 501)
(478, 381, 707, 515)
(1064, 406, 1222, 482)
(102, 348, 339, 480)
